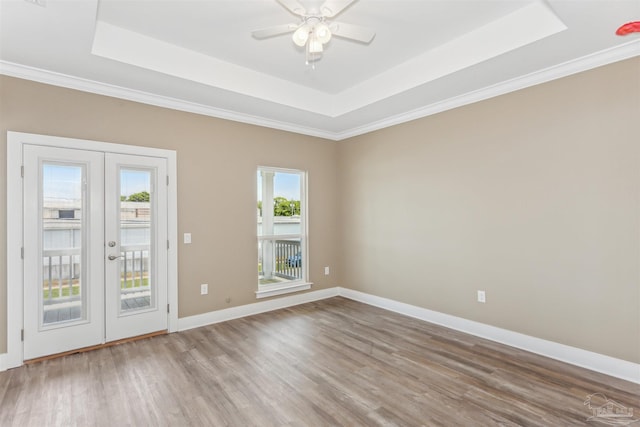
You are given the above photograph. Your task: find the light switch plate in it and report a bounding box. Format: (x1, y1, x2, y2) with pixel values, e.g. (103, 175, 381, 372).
(477, 290, 486, 303)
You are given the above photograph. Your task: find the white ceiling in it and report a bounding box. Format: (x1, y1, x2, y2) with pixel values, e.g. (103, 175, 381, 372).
(1, 0, 639, 140)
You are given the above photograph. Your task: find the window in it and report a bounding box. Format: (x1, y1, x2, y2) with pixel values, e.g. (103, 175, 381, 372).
(58, 209, 76, 219)
(257, 167, 309, 298)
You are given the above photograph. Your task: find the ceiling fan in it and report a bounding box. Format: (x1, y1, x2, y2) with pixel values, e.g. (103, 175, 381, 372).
(251, 0, 376, 64)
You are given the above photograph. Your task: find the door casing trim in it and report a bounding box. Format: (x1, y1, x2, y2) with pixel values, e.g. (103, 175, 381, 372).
(5, 131, 178, 369)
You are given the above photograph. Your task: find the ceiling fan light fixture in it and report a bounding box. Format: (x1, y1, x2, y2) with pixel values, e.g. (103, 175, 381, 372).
(308, 36, 324, 53)
(314, 22, 332, 43)
(252, 0, 375, 65)
(292, 25, 310, 47)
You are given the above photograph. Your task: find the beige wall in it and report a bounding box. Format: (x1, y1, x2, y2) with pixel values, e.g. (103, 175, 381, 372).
(0, 76, 340, 353)
(1, 58, 638, 365)
(337, 57, 640, 363)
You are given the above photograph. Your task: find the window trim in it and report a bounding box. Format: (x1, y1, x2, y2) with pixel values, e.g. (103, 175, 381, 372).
(256, 166, 310, 299)
(255, 282, 312, 299)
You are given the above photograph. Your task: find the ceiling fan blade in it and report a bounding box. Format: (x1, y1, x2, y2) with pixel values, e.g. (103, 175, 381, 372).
(276, 0, 306, 16)
(320, 0, 357, 18)
(252, 23, 299, 39)
(330, 22, 375, 43)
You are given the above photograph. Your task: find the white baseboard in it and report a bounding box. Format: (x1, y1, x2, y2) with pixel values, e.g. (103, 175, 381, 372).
(0, 338, 23, 372)
(338, 287, 640, 384)
(0, 340, 21, 372)
(5, 285, 637, 384)
(178, 287, 339, 331)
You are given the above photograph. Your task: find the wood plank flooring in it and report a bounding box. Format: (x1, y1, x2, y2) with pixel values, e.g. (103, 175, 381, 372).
(1, 297, 638, 426)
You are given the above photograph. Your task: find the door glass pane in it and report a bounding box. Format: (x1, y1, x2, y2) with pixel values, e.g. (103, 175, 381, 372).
(42, 163, 85, 325)
(119, 169, 153, 313)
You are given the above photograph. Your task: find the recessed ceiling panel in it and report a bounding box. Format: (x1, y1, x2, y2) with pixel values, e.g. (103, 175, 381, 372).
(92, 0, 567, 117)
(95, 0, 537, 93)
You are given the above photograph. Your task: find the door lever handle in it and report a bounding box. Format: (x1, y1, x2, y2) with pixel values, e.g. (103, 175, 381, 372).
(108, 254, 123, 261)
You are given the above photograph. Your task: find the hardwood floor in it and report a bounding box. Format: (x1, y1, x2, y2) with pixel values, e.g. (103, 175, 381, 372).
(1, 297, 637, 426)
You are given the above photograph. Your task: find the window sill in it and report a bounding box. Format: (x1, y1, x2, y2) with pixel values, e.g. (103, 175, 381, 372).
(255, 282, 312, 299)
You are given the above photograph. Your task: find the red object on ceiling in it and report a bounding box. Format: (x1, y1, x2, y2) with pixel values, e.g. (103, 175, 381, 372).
(616, 21, 640, 35)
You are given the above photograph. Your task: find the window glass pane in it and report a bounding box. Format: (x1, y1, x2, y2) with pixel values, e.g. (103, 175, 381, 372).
(258, 168, 305, 287)
(274, 238, 302, 280)
(258, 171, 301, 237)
(274, 172, 301, 235)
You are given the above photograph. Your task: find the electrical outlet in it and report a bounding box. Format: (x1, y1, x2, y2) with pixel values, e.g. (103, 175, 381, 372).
(477, 290, 486, 303)
(324, 266, 330, 275)
(200, 283, 208, 295)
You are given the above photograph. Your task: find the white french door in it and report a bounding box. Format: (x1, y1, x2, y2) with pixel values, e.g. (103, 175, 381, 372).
(105, 153, 167, 342)
(23, 145, 168, 360)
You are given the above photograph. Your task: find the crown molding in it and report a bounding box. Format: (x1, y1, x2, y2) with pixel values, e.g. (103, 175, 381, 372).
(0, 60, 337, 141)
(336, 40, 640, 140)
(1, 40, 638, 142)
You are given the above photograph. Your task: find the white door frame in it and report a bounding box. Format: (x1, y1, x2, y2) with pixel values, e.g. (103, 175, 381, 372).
(4, 131, 178, 369)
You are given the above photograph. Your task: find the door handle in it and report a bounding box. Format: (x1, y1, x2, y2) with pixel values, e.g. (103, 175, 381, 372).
(108, 254, 122, 261)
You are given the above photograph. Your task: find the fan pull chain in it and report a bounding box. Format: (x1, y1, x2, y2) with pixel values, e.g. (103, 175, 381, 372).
(305, 44, 316, 69)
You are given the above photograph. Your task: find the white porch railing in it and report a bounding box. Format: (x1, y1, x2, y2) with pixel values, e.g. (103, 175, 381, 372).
(120, 244, 150, 295)
(42, 248, 81, 305)
(274, 240, 302, 280)
(42, 244, 150, 305)
(258, 239, 302, 281)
